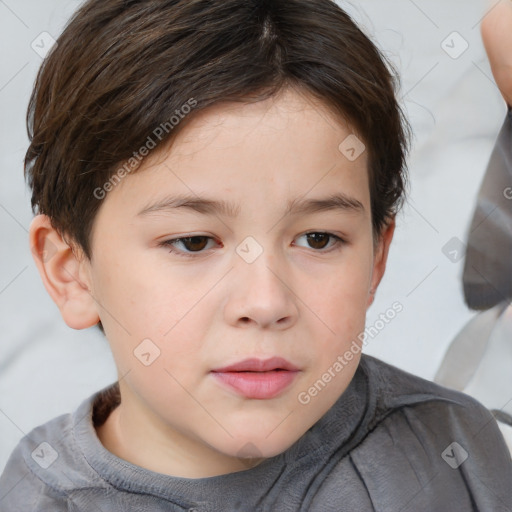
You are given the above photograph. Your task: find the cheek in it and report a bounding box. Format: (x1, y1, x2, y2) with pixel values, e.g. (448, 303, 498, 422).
(298, 252, 372, 375)
(91, 258, 213, 374)
(305, 259, 371, 327)
(92, 252, 179, 328)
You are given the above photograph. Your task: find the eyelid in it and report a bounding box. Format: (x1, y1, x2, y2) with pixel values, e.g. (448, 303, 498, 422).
(158, 235, 220, 258)
(293, 232, 346, 252)
(159, 231, 346, 258)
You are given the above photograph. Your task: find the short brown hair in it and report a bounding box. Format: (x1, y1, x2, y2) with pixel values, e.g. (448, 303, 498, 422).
(25, 0, 409, 260)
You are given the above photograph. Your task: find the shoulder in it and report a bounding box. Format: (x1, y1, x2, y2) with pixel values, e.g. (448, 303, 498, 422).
(359, 353, 508, 452)
(360, 353, 497, 415)
(0, 389, 106, 511)
(0, 411, 72, 510)
(353, 355, 512, 507)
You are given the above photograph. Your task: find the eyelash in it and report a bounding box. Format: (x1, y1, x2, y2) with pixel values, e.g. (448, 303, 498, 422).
(159, 232, 346, 258)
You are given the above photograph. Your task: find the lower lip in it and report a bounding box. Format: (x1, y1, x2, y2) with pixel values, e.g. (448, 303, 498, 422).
(212, 370, 299, 399)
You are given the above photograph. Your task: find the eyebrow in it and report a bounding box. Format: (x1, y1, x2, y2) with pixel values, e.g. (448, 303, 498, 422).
(137, 193, 364, 218)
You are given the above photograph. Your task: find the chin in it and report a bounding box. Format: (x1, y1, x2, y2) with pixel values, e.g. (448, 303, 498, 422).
(215, 430, 301, 462)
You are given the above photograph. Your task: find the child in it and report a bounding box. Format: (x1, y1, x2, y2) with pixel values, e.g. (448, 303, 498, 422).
(0, 0, 510, 510)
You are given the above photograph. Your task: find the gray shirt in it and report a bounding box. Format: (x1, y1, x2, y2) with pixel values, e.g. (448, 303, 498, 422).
(1, 354, 511, 511)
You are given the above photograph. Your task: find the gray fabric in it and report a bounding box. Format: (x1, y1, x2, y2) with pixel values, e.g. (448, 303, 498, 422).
(463, 107, 512, 310)
(0, 354, 511, 511)
(434, 303, 507, 390)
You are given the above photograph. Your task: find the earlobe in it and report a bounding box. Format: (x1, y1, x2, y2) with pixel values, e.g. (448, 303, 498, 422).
(366, 219, 395, 308)
(29, 214, 100, 330)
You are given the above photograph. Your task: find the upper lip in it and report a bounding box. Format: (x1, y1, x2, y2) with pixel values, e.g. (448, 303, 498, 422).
(212, 357, 299, 372)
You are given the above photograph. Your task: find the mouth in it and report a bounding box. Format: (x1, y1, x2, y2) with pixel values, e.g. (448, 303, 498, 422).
(211, 357, 300, 399)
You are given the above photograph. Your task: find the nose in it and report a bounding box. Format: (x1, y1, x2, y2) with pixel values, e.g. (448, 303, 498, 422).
(223, 246, 299, 330)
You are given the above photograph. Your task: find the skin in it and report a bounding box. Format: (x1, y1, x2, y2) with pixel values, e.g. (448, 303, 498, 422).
(481, 0, 512, 107)
(30, 87, 394, 478)
(28, 5, 512, 479)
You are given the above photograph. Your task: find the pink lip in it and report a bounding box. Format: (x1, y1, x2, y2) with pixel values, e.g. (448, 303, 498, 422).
(213, 357, 299, 373)
(211, 357, 300, 399)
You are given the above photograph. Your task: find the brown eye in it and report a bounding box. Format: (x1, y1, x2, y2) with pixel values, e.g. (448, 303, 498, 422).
(294, 232, 345, 252)
(181, 236, 209, 251)
(306, 233, 331, 249)
(161, 235, 217, 257)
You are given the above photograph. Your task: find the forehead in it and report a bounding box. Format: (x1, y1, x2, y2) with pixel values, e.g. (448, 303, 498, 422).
(95, 87, 370, 224)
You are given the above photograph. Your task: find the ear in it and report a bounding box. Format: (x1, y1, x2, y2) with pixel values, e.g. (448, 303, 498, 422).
(29, 214, 100, 329)
(367, 218, 395, 309)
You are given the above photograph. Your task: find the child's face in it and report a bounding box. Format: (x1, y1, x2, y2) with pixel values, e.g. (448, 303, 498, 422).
(78, 88, 393, 476)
